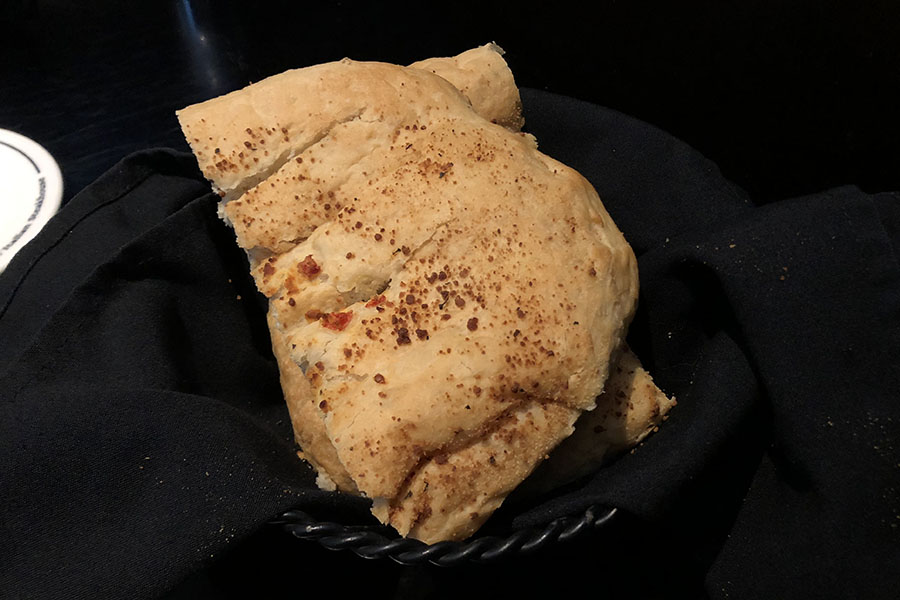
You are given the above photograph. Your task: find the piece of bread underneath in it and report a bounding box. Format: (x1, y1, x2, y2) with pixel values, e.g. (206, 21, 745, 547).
(519, 344, 676, 497)
(177, 44, 674, 543)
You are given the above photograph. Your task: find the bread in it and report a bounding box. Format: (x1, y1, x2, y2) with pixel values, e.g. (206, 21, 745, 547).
(177, 44, 673, 543)
(177, 43, 523, 207)
(267, 310, 358, 492)
(180, 44, 532, 498)
(521, 345, 677, 496)
(409, 42, 524, 130)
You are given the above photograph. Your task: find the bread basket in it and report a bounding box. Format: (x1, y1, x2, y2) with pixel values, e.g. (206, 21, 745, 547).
(272, 504, 617, 566)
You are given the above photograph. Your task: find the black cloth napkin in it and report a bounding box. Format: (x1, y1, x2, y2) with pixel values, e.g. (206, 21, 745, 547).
(1, 89, 898, 599)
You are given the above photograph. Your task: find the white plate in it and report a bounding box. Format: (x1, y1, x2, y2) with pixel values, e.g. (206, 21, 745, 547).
(0, 129, 64, 272)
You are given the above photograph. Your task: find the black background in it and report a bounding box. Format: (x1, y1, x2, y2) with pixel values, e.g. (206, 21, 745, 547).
(2, 2, 899, 599)
(2, 0, 899, 205)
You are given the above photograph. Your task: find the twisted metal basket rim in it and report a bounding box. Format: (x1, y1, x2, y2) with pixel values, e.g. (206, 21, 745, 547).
(272, 504, 617, 566)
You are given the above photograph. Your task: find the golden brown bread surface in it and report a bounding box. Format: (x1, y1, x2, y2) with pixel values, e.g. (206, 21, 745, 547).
(409, 42, 524, 130)
(178, 45, 673, 543)
(521, 345, 677, 496)
(177, 43, 523, 206)
(247, 75, 637, 514)
(267, 309, 357, 493)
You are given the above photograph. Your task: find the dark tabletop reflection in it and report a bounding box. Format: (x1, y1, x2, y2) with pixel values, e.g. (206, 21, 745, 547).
(174, 0, 249, 101)
(1, 1, 899, 207)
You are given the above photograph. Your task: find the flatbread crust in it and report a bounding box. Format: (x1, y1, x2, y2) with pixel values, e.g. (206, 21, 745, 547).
(178, 45, 673, 542)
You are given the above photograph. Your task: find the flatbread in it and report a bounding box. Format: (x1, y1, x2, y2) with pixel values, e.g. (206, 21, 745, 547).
(178, 44, 673, 542)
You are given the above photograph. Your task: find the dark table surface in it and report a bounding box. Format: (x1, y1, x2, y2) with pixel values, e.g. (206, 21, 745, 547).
(3, 1, 899, 207)
(2, 2, 899, 598)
